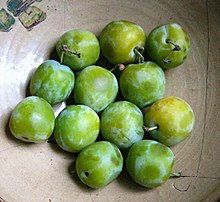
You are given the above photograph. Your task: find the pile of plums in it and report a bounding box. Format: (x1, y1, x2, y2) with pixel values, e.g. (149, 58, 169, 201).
(9, 20, 195, 189)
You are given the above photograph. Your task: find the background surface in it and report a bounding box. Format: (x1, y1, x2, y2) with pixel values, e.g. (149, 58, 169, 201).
(0, 0, 219, 201)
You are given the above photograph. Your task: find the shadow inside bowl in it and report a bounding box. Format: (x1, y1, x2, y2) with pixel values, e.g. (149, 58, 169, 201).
(68, 160, 98, 192)
(116, 163, 150, 192)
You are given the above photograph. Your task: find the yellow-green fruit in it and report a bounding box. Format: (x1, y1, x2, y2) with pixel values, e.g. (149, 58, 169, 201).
(56, 29, 100, 71)
(126, 140, 174, 188)
(54, 105, 100, 153)
(144, 96, 195, 146)
(146, 23, 190, 69)
(9, 96, 55, 143)
(99, 20, 147, 65)
(76, 141, 123, 189)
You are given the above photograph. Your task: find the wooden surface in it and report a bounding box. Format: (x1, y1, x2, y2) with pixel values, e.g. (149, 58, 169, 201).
(0, 0, 219, 201)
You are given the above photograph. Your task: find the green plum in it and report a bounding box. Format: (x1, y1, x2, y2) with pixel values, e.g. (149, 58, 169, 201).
(9, 96, 55, 143)
(99, 20, 147, 65)
(30, 60, 75, 105)
(100, 101, 144, 150)
(126, 140, 174, 188)
(146, 23, 190, 69)
(54, 105, 100, 153)
(76, 141, 123, 189)
(73, 65, 118, 112)
(119, 61, 166, 108)
(56, 29, 100, 71)
(144, 96, 195, 146)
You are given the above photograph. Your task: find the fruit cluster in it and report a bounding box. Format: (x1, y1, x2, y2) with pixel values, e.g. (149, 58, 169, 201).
(9, 20, 195, 189)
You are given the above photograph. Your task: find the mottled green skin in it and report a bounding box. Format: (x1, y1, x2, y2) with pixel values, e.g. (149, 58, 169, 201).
(54, 105, 100, 153)
(76, 141, 123, 189)
(146, 23, 190, 69)
(73, 65, 118, 113)
(9, 96, 55, 143)
(99, 20, 147, 65)
(56, 29, 100, 70)
(30, 60, 75, 105)
(101, 101, 144, 150)
(144, 96, 195, 146)
(120, 61, 165, 108)
(126, 140, 174, 188)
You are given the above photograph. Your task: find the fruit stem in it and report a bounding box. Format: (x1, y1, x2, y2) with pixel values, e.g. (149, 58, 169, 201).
(144, 125, 158, 132)
(162, 40, 181, 64)
(166, 39, 181, 51)
(134, 47, 145, 64)
(110, 64, 125, 72)
(60, 44, 81, 63)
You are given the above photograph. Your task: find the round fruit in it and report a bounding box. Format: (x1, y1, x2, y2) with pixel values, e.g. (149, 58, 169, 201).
(9, 96, 55, 143)
(73, 65, 118, 112)
(126, 140, 174, 188)
(119, 61, 166, 108)
(54, 105, 100, 153)
(76, 141, 123, 189)
(146, 23, 190, 69)
(144, 96, 195, 146)
(56, 29, 100, 71)
(100, 101, 144, 150)
(99, 20, 146, 65)
(30, 60, 75, 105)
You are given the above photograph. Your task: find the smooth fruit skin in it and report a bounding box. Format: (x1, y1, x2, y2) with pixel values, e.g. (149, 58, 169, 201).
(30, 60, 75, 105)
(56, 29, 100, 71)
(126, 140, 174, 188)
(54, 105, 100, 153)
(73, 65, 118, 113)
(146, 23, 190, 69)
(99, 20, 147, 65)
(76, 141, 123, 189)
(119, 61, 166, 108)
(144, 96, 195, 146)
(9, 96, 55, 143)
(101, 101, 144, 150)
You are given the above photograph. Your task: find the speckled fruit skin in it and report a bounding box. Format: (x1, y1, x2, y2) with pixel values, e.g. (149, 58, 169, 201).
(144, 96, 195, 146)
(119, 61, 166, 108)
(54, 105, 100, 153)
(126, 140, 174, 188)
(73, 65, 118, 113)
(9, 96, 55, 143)
(99, 20, 147, 65)
(56, 29, 100, 71)
(30, 60, 75, 105)
(100, 101, 144, 150)
(146, 23, 190, 69)
(76, 141, 123, 189)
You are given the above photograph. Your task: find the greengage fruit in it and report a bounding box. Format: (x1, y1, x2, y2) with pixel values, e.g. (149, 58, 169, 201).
(146, 23, 190, 69)
(73, 65, 118, 113)
(144, 96, 195, 146)
(119, 61, 166, 108)
(54, 105, 100, 153)
(56, 29, 100, 71)
(9, 96, 55, 143)
(100, 101, 144, 150)
(99, 20, 146, 65)
(76, 141, 123, 189)
(30, 60, 75, 105)
(126, 140, 174, 188)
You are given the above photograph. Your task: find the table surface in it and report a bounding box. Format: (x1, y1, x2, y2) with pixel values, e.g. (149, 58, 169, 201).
(0, 0, 219, 201)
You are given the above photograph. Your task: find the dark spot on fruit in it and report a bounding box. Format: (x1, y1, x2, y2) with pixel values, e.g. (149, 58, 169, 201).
(84, 171, 89, 177)
(111, 155, 119, 166)
(163, 58, 171, 64)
